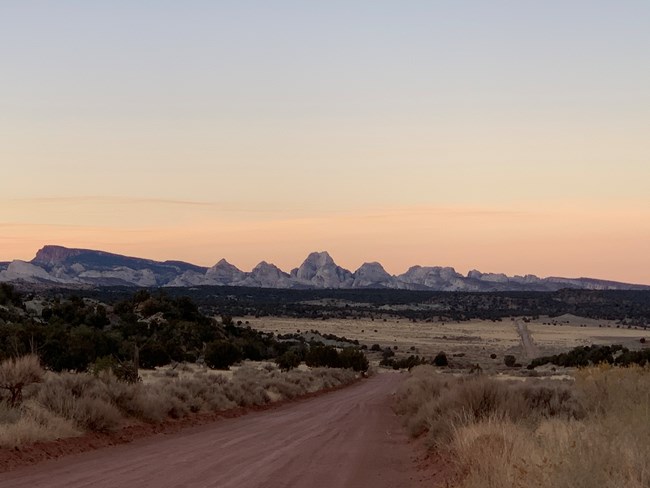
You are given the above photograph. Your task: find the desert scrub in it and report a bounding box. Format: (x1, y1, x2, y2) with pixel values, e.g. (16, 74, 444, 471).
(396, 364, 650, 488)
(0, 355, 44, 407)
(0, 358, 358, 448)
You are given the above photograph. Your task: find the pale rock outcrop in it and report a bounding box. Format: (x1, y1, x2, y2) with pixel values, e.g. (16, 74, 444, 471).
(240, 261, 293, 288)
(165, 270, 215, 287)
(467, 270, 510, 283)
(398, 266, 465, 290)
(78, 267, 158, 287)
(352, 262, 399, 288)
(206, 259, 247, 284)
(0, 260, 72, 284)
(294, 252, 354, 288)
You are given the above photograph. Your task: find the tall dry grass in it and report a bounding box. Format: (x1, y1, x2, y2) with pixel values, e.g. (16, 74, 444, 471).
(396, 365, 650, 488)
(0, 360, 357, 448)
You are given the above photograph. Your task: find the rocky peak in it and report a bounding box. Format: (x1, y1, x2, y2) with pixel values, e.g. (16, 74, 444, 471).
(295, 251, 353, 287)
(247, 261, 292, 288)
(206, 258, 246, 284)
(352, 262, 396, 288)
(398, 265, 463, 290)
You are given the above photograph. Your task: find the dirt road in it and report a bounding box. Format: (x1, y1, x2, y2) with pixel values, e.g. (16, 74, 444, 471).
(515, 319, 539, 359)
(0, 373, 427, 488)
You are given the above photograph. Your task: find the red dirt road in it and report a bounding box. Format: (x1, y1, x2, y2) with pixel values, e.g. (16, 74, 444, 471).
(0, 373, 431, 488)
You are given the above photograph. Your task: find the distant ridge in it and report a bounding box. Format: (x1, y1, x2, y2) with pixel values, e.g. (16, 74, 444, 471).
(0, 244, 647, 291)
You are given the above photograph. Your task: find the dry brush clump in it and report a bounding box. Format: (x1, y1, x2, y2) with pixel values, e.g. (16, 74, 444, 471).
(0, 355, 44, 407)
(0, 357, 357, 448)
(396, 365, 650, 488)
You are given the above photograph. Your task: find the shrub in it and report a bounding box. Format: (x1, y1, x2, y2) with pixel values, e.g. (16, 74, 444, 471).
(204, 341, 242, 370)
(338, 349, 369, 372)
(305, 345, 340, 368)
(0, 355, 44, 407)
(36, 373, 123, 432)
(113, 361, 140, 383)
(382, 348, 395, 360)
(381, 355, 428, 370)
(370, 344, 382, 351)
(504, 355, 516, 367)
(433, 352, 449, 367)
(276, 351, 301, 371)
(139, 344, 171, 369)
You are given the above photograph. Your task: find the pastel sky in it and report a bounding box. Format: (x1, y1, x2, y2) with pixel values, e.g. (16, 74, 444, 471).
(1, 1, 649, 283)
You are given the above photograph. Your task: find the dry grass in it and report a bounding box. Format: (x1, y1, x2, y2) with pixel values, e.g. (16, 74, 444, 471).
(0, 359, 357, 448)
(0, 400, 81, 448)
(250, 316, 521, 366)
(249, 316, 649, 372)
(395, 366, 582, 445)
(396, 365, 650, 488)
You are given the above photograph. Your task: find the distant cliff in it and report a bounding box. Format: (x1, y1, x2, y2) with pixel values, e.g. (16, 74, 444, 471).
(0, 245, 647, 291)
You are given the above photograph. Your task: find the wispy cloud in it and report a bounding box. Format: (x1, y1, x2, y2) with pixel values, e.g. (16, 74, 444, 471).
(6, 196, 214, 207)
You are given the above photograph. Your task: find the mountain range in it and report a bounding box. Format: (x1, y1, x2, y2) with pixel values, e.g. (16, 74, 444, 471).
(0, 245, 647, 291)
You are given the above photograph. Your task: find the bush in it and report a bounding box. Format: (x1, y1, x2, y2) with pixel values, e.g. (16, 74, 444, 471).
(370, 344, 382, 351)
(276, 351, 301, 371)
(433, 352, 449, 367)
(139, 344, 171, 369)
(382, 348, 395, 361)
(338, 349, 369, 372)
(527, 344, 642, 369)
(0, 355, 44, 407)
(305, 345, 340, 368)
(204, 341, 242, 370)
(504, 355, 517, 367)
(381, 355, 428, 370)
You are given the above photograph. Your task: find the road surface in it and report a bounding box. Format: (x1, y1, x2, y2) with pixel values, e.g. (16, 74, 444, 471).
(0, 373, 425, 488)
(515, 319, 539, 359)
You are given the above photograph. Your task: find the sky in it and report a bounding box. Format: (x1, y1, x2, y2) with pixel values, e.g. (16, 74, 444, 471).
(1, 1, 649, 283)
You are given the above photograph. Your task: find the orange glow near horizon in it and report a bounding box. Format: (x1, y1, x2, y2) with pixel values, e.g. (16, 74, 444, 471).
(2, 199, 649, 285)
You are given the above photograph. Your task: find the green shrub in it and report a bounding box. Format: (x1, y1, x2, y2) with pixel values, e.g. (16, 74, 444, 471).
(338, 349, 369, 372)
(504, 355, 517, 367)
(276, 351, 301, 371)
(381, 355, 429, 370)
(433, 352, 448, 367)
(205, 341, 242, 370)
(305, 345, 340, 368)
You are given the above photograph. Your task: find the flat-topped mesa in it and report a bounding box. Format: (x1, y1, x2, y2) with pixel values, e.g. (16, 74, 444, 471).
(32, 245, 84, 268)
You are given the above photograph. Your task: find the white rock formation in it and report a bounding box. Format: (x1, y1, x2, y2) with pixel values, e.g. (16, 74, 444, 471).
(240, 261, 293, 288)
(206, 259, 247, 284)
(0, 260, 72, 284)
(352, 262, 399, 288)
(294, 252, 354, 288)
